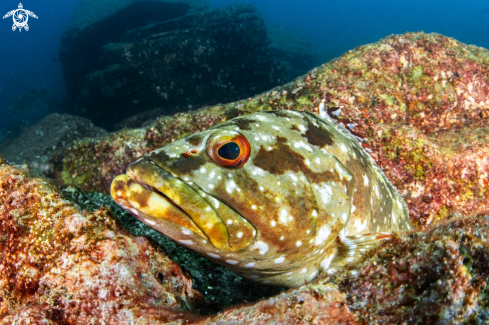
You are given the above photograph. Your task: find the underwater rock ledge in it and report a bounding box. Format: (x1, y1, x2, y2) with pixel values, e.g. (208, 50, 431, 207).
(49, 31, 489, 228)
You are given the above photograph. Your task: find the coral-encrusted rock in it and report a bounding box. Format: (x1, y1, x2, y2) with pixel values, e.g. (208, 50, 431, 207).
(52, 32, 489, 227)
(61, 2, 288, 130)
(191, 215, 489, 324)
(0, 164, 201, 323)
(200, 283, 358, 324)
(328, 215, 489, 324)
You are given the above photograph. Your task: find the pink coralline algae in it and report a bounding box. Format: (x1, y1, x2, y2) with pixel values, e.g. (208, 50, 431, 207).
(50, 32, 489, 228)
(0, 163, 202, 324)
(193, 215, 489, 324)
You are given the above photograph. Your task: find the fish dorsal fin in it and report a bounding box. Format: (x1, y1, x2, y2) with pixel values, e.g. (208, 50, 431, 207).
(333, 233, 391, 266)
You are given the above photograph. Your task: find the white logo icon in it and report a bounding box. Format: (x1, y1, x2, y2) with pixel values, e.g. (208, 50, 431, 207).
(3, 3, 37, 32)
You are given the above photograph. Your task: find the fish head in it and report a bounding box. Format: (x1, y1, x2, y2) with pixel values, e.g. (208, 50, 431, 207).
(111, 111, 356, 286)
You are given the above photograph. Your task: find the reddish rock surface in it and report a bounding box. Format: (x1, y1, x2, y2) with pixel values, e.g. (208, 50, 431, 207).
(0, 163, 201, 324)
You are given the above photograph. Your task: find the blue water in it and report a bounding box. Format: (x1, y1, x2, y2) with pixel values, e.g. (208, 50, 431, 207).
(1, 0, 489, 131)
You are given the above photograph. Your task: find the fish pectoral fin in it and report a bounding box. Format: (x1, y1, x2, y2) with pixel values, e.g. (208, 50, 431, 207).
(334, 233, 391, 266)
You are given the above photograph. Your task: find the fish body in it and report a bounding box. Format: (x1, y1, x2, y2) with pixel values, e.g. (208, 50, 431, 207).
(111, 110, 411, 287)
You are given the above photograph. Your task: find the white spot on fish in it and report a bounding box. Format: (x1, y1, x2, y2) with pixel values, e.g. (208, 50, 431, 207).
(293, 141, 313, 152)
(274, 256, 285, 264)
(300, 268, 307, 274)
(298, 125, 307, 133)
(341, 213, 348, 222)
(226, 180, 238, 194)
(363, 174, 369, 186)
(289, 173, 298, 182)
(116, 190, 122, 196)
(271, 220, 276, 227)
(305, 158, 311, 166)
(279, 209, 288, 224)
(354, 219, 367, 231)
(182, 228, 191, 235)
(314, 225, 331, 245)
(209, 171, 215, 179)
(252, 241, 269, 255)
(252, 167, 266, 176)
(227, 220, 233, 225)
(251, 205, 257, 210)
(351, 205, 356, 213)
(179, 240, 195, 245)
(321, 254, 334, 270)
(312, 210, 318, 217)
(318, 184, 332, 204)
(259, 186, 264, 191)
(237, 232, 243, 238)
(296, 241, 302, 247)
(145, 218, 156, 225)
(272, 126, 280, 130)
(207, 184, 214, 189)
(199, 166, 206, 174)
(207, 253, 220, 258)
(245, 262, 256, 268)
(280, 236, 285, 241)
(226, 260, 238, 265)
(308, 271, 318, 281)
(340, 143, 348, 153)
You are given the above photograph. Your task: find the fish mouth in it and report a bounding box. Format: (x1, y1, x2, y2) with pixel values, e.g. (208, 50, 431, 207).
(110, 158, 254, 252)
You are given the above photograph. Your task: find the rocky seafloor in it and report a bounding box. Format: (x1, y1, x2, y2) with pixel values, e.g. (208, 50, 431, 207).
(1, 32, 489, 323)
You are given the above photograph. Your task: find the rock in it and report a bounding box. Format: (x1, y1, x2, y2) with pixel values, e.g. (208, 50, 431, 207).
(199, 283, 358, 324)
(60, 3, 288, 130)
(60, 0, 207, 101)
(0, 113, 106, 175)
(52, 32, 489, 227)
(0, 163, 201, 323)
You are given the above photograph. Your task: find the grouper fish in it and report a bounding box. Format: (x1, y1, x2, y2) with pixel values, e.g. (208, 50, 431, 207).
(111, 105, 412, 287)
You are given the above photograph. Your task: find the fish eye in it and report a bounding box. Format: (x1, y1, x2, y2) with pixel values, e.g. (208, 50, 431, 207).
(206, 131, 250, 168)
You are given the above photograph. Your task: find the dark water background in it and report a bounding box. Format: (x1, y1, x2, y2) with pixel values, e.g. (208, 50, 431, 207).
(0, 0, 488, 131)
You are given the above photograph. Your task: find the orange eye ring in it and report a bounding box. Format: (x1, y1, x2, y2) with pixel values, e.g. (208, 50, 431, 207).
(206, 131, 250, 168)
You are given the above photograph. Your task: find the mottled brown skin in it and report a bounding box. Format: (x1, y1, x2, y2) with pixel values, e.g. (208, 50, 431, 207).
(111, 110, 411, 287)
